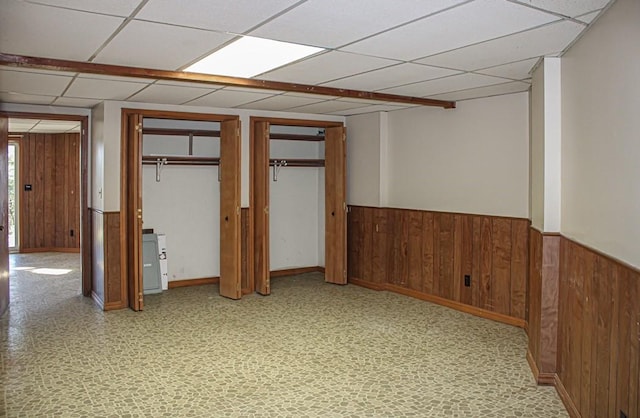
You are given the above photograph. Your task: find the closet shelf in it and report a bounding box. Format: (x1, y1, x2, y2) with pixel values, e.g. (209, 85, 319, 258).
(269, 133, 324, 141)
(269, 158, 324, 167)
(142, 127, 220, 137)
(142, 155, 220, 166)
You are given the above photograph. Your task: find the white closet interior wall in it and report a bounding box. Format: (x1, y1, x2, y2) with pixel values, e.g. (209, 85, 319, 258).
(142, 118, 221, 282)
(269, 125, 325, 270)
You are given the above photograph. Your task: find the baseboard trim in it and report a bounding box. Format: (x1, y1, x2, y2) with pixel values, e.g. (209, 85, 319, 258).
(554, 375, 580, 418)
(348, 278, 386, 291)
(386, 283, 526, 328)
(19, 247, 81, 253)
(91, 290, 104, 310)
(526, 349, 555, 385)
(348, 278, 525, 328)
(270, 266, 324, 278)
(168, 277, 219, 288)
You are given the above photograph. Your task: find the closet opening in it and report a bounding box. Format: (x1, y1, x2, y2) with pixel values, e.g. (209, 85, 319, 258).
(250, 117, 346, 296)
(122, 110, 241, 311)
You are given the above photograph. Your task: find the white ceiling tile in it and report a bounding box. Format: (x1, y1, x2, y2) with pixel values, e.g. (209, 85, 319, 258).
(342, 0, 558, 61)
(225, 86, 285, 95)
(251, 0, 468, 48)
(65, 77, 149, 100)
(0, 69, 72, 96)
(576, 11, 602, 24)
(25, 0, 143, 16)
(31, 120, 81, 132)
(0, 1, 125, 61)
(510, 0, 611, 18)
(235, 94, 326, 111)
(322, 63, 461, 91)
(330, 103, 408, 116)
(284, 92, 339, 100)
(285, 100, 369, 114)
(184, 89, 275, 108)
(475, 58, 540, 80)
(77, 74, 156, 83)
(0, 92, 55, 105)
(380, 73, 509, 97)
(429, 81, 530, 101)
(259, 51, 397, 85)
(9, 119, 39, 131)
(52, 96, 104, 108)
(128, 84, 216, 104)
(337, 97, 390, 105)
(0, 67, 77, 77)
(155, 80, 226, 89)
(93, 20, 233, 70)
(417, 20, 585, 70)
(137, 0, 300, 33)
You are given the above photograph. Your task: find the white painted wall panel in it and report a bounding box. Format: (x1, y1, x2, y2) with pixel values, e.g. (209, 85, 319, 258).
(561, 0, 640, 268)
(530, 64, 544, 230)
(386, 93, 529, 217)
(346, 112, 382, 207)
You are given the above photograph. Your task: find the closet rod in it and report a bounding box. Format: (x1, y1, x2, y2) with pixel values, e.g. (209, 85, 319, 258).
(142, 155, 220, 166)
(142, 128, 220, 137)
(269, 158, 324, 167)
(269, 133, 324, 141)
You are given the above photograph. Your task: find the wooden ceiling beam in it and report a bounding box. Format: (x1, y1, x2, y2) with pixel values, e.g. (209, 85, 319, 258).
(0, 53, 456, 109)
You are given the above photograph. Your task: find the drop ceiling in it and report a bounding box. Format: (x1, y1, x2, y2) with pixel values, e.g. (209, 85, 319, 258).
(0, 0, 614, 115)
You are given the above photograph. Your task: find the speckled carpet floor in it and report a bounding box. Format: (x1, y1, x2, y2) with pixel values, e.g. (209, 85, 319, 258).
(1, 252, 567, 417)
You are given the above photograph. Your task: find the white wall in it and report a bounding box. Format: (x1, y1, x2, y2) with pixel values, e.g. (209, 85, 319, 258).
(269, 126, 323, 270)
(561, 0, 640, 268)
(530, 65, 545, 230)
(91, 103, 105, 211)
(142, 119, 220, 281)
(96, 101, 343, 210)
(385, 93, 530, 217)
(346, 112, 382, 206)
(530, 58, 562, 232)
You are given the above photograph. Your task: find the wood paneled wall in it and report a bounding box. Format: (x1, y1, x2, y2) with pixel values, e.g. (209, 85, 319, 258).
(19, 132, 80, 252)
(555, 237, 639, 418)
(348, 206, 529, 325)
(90, 209, 124, 310)
(527, 228, 560, 384)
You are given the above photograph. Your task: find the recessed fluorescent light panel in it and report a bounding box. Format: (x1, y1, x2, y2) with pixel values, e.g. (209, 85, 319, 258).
(185, 36, 324, 78)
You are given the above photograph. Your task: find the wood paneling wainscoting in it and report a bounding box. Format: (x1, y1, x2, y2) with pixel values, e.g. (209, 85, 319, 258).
(90, 209, 125, 310)
(527, 228, 560, 385)
(18, 132, 80, 252)
(347, 206, 529, 327)
(553, 237, 639, 418)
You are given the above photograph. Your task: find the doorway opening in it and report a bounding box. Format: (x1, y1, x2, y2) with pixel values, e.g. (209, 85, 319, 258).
(8, 141, 17, 251)
(0, 112, 91, 317)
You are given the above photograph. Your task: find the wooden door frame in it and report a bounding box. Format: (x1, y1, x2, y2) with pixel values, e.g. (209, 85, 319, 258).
(0, 111, 91, 296)
(249, 116, 345, 294)
(120, 109, 240, 310)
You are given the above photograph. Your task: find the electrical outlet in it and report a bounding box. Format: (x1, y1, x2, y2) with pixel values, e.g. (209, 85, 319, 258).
(620, 411, 628, 418)
(464, 275, 471, 287)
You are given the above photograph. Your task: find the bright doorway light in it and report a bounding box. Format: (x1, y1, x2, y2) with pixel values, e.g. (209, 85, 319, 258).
(32, 268, 72, 276)
(184, 36, 324, 78)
